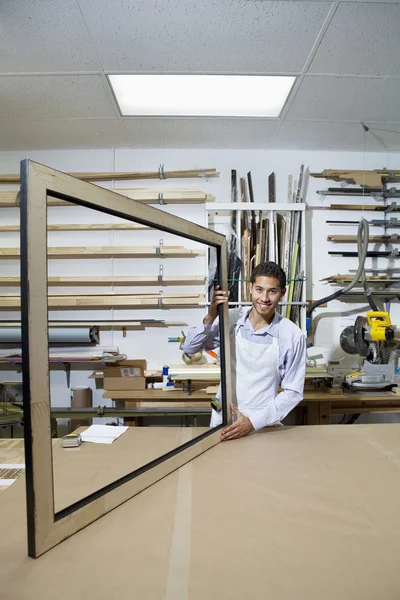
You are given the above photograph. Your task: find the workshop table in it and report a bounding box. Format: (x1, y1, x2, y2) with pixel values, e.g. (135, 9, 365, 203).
(1, 424, 400, 599)
(102, 388, 400, 425)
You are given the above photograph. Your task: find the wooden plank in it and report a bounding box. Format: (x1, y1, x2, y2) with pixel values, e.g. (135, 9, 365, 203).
(328, 234, 400, 243)
(0, 223, 150, 232)
(0, 246, 205, 259)
(113, 188, 213, 204)
(0, 167, 219, 184)
(2, 292, 202, 298)
(0, 275, 205, 287)
(0, 320, 187, 329)
(330, 203, 400, 212)
(311, 169, 400, 188)
(0, 189, 213, 208)
(0, 294, 205, 310)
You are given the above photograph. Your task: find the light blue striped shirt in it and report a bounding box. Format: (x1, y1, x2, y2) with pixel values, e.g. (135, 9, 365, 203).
(183, 307, 306, 429)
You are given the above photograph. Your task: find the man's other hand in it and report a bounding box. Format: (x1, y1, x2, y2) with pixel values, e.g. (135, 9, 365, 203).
(221, 404, 254, 441)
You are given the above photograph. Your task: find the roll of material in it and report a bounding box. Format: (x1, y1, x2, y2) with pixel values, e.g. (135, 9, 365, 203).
(0, 326, 99, 344)
(71, 386, 93, 431)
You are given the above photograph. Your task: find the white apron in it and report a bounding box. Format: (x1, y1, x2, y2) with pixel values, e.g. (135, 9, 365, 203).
(210, 321, 281, 428)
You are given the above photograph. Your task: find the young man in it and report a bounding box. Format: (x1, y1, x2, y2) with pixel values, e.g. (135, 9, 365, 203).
(183, 261, 306, 441)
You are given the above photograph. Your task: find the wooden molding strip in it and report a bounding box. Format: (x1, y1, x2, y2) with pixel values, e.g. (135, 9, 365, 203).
(0, 320, 188, 329)
(323, 275, 399, 284)
(0, 275, 205, 287)
(329, 203, 400, 212)
(0, 223, 150, 232)
(328, 235, 400, 243)
(311, 169, 400, 189)
(0, 189, 214, 207)
(0, 168, 218, 184)
(0, 294, 205, 310)
(0, 246, 205, 259)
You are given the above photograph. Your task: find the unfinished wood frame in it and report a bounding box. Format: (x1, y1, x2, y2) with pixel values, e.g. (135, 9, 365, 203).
(20, 160, 232, 558)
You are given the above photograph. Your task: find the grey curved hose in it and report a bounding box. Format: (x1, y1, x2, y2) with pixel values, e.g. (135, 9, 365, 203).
(307, 218, 374, 318)
(356, 219, 379, 311)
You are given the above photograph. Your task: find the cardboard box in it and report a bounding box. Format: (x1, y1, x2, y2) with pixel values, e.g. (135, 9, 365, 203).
(103, 359, 147, 391)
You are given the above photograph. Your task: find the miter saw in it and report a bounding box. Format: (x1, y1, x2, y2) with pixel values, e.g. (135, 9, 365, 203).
(339, 311, 400, 389)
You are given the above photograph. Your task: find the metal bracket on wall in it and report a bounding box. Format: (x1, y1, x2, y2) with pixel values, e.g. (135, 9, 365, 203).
(158, 264, 164, 283)
(158, 193, 164, 206)
(158, 163, 165, 180)
(158, 292, 164, 309)
(156, 239, 164, 257)
(63, 362, 71, 388)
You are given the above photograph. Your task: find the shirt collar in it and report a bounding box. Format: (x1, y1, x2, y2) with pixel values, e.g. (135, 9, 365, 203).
(237, 307, 282, 335)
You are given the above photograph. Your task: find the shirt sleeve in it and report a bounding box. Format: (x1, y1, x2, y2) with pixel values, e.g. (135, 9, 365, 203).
(182, 318, 221, 355)
(249, 333, 306, 430)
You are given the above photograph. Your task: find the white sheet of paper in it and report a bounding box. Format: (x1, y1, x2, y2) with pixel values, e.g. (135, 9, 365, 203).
(80, 424, 129, 444)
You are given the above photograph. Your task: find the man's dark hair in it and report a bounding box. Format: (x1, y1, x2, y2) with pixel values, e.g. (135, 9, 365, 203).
(250, 261, 286, 289)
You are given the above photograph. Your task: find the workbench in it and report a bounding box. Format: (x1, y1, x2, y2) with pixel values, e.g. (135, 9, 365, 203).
(1, 424, 400, 599)
(102, 388, 400, 425)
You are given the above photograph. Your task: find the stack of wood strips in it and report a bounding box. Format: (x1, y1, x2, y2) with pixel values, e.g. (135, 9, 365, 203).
(0, 246, 204, 259)
(0, 293, 205, 310)
(283, 166, 308, 326)
(0, 222, 151, 232)
(327, 234, 400, 243)
(311, 169, 400, 189)
(323, 274, 399, 284)
(0, 167, 219, 185)
(0, 276, 205, 287)
(0, 320, 188, 330)
(329, 203, 400, 212)
(0, 188, 213, 208)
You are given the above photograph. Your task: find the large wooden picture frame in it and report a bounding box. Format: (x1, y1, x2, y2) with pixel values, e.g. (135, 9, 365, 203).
(20, 160, 232, 558)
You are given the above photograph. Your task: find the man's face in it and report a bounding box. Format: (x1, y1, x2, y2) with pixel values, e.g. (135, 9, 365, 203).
(249, 276, 286, 320)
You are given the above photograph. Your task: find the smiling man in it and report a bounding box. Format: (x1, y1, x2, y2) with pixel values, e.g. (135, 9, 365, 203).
(183, 261, 306, 440)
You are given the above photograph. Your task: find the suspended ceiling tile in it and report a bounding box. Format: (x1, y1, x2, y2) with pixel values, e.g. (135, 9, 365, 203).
(309, 2, 400, 76)
(360, 122, 400, 151)
(0, 0, 99, 73)
(271, 120, 388, 150)
(79, 0, 331, 73)
(286, 76, 400, 122)
(0, 119, 128, 150)
(121, 118, 280, 148)
(0, 75, 117, 119)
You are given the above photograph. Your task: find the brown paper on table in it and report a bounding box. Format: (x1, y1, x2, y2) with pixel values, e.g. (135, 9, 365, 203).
(1, 425, 400, 599)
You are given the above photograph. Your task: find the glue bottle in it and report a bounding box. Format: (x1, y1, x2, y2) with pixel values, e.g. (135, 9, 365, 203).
(162, 365, 169, 387)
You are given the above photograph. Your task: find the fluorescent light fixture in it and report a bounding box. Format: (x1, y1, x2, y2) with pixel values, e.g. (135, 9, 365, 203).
(108, 74, 295, 118)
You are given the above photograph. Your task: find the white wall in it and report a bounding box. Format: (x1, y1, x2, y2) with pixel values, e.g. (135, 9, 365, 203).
(1, 147, 400, 420)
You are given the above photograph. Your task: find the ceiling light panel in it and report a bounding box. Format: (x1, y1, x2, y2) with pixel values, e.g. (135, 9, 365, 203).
(109, 75, 295, 118)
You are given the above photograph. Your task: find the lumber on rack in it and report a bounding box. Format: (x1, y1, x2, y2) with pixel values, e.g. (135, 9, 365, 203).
(114, 188, 213, 204)
(317, 187, 400, 198)
(323, 274, 398, 284)
(0, 294, 205, 310)
(0, 276, 205, 287)
(0, 320, 188, 329)
(0, 189, 213, 208)
(329, 204, 400, 212)
(0, 246, 205, 259)
(311, 169, 400, 189)
(329, 251, 397, 258)
(1, 291, 202, 298)
(327, 235, 400, 243)
(0, 168, 219, 185)
(0, 223, 150, 232)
